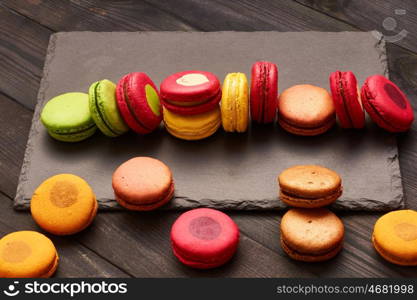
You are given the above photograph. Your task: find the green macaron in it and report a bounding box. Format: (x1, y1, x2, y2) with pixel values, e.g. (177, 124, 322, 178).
(88, 79, 129, 137)
(41, 92, 97, 142)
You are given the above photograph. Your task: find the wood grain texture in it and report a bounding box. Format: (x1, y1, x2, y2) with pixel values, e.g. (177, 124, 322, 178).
(295, 0, 417, 53)
(0, 5, 51, 109)
(0, 0, 417, 277)
(0, 93, 32, 198)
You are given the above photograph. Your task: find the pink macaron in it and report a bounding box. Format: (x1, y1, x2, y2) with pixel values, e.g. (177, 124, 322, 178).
(329, 71, 365, 129)
(116, 72, 162, 134)
(170, 208, 239, 269)
(250, 61, 278, 123)
(361, 75, 414, 132)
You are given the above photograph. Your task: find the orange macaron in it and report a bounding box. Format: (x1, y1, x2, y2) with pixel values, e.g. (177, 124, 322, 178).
(31, 174, 98, 235)
(112, 157, 175, 211)
(372, 210, 417, 266)
(278, 165, 342, 208)
(280, 208, 344, 262)
(278, 84, 336, 136)
(0, 231, 58, 278)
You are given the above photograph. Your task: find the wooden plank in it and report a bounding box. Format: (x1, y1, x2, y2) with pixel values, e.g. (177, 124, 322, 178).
(386, 44, 417, 210)
(4, 0, 357, 32)
(295, 0, 417, 53)
(2, 0, 196, 31)
(0, 93, 32, 198)
(74, 211, 315, 277)
(231, 212, 417, 277)
(0, 5, 52, 109)
(0, 194, 130, 277)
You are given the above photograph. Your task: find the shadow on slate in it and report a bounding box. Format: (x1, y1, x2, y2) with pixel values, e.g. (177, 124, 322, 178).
(15, 31, 403, 211)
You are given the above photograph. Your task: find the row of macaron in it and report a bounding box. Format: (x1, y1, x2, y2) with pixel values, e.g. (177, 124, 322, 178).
(1, 158, 416, 277)
(40, 62, 415, 143)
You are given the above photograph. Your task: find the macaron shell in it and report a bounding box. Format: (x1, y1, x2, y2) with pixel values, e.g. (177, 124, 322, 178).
(31, 174, 98, 235)
(160, 70, 220, 102)
(280, 208, 344, 259)
(329, 71, 365, 129)
(250, 61, 278, 123)
(278, 84, 335, 128)
(161, 90, 221, 115)
(279, 188, 342, 208)
(280, 235, 343, 262)
(89, 79, 128, 137)
(0, 231, 58, 278)
(163, 107, 221, 140)
(41, 92, 97, 142)
(278, 165, 342, 198)
(221, 73, 249, 133)
(361, 75, 414, 132)
(115, 182, 174, 211)
(41, 93, 95, 133)
(278, 117, 335, 136)
(47, 125, 97, 143)
(116, 73, 162, 134)
(112, 157, 174, 208)
(372, 210, 417, 266)
(170, 208, 239, 267)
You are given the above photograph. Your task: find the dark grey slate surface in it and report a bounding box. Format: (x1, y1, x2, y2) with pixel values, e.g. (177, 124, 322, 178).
(15, 31, 403, 211)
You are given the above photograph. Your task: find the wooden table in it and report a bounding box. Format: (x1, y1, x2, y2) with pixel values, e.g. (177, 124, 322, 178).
(0, 0, 416, 277)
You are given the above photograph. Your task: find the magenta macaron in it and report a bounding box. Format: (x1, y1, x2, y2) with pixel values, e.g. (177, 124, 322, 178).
(170, 208, 239, 269)
(361, 75, 414, 132)
(116, 72, 162, 134)
(250, 61, 278, 123)
(329, 70, 365, 129)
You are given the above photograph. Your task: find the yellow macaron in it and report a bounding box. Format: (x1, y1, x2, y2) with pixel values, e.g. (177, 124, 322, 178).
(31, 174, 98, 235)
(221, 72, 249, 133)
(372, 209, 417, 266)
(163, 107, 221, 140)
(0, 231, 58, 278)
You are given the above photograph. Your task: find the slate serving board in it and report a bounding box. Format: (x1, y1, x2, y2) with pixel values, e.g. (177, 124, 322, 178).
(15, 31, 404, 211)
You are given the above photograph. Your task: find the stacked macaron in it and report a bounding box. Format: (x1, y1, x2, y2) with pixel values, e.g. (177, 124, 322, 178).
(160, 71, 222, 140)
(329, 71, 414, 132)
(277, 165, 345, 261)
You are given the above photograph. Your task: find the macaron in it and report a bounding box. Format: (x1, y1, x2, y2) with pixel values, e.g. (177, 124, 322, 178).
(372, 210, 417, 266)
(112, 157, 174, 211)
(250, 61, 278, 123)
(278, 84, 336, 136)
(0, 231, 58, 278)
(160, 70, 221, 115)
(170, 208, 239, 269)
(278, 165, 342, 208)
(361, 75, 414, 132)
(221, 72, 249, 133)
(31, 174, 98, 235)
(40, 92, 97, 142)
(280, 208, 344, 262)
(329, 71, 365, 129)
(88, 79, 129, 137)
(116, 72, 162, 134)
(163, 107, 221, 140)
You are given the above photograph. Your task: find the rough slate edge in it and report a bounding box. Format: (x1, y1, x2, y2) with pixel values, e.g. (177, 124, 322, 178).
(14, 31, 404, 211)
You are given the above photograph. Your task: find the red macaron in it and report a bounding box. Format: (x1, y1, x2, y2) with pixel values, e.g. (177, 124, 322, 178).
(116, 72, 162, 134)
(170, 208, 239, 269)
(361, 75, 414, 132)
(160, 70, 221, 115)
(329, 71, 365, 129)
(250, 61, 278, 123)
